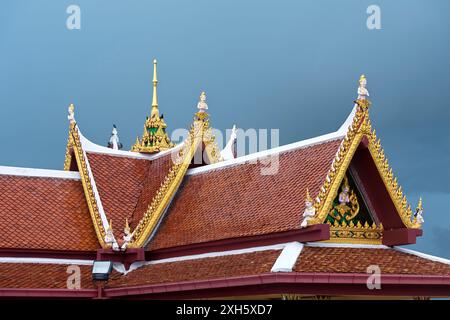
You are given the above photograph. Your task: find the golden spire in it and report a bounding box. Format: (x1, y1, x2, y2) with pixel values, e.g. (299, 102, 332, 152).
(131, 58, 175, 153)
(151, 59, 159, 118)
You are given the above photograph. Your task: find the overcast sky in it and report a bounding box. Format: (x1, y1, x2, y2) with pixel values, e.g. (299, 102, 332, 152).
(0, 0, 449, 257)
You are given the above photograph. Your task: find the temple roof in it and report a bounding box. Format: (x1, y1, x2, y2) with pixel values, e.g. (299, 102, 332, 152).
(0, 74, 440, 298)
(149, 138, 343, 250)
(2, 243, 450, 298)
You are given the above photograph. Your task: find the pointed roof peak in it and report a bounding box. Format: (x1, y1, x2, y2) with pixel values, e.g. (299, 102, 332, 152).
(131, 59, 174, 153)
(151, 58, 159, 115)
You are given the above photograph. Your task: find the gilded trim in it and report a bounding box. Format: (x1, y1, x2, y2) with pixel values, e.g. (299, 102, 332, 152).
(68, 122, 108, 247)
(327, 220, 383, 245)
(308, 101, 419, 230)
(129, 118, 205, 247)
(64, 133, 73, 171)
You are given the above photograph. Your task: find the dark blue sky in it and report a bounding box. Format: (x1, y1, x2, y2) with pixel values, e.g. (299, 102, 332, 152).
(0, 0, 449, 257)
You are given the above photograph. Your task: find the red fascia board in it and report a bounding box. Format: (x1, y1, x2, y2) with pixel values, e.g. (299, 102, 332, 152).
(382, 229, 423, 246)
(103, 273, 450, 299)
(146, 224, 330, 260)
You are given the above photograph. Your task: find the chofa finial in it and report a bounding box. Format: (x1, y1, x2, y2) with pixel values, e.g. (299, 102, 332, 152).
(414, 197, 424, 224)
(68, 103, 75, 123)
(197, 91, 208, 113)
(108, 124, 123, 150)
(357, 74, 369, 100)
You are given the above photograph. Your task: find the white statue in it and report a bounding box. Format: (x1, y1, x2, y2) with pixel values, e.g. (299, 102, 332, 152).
(197, 91, 208, 112)
(121, 219, 135, 251)
(108, 125, 123, 150)
(357, 75, 369, 100)
(104, 220, 119, 251)
(67, 103, 75, 123)
(414, 198, 424, 224)
(300, 188, 316, 228)
(338, 178, 350, 205)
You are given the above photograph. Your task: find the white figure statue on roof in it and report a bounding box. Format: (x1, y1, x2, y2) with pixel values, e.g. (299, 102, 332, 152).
(301, 188, 316, 228)
(197, 91, 208, 112)
(68, 103, 75, 123)
(414, 198, 424, 224)
(357, 75, 369, 100)
(108, 125, 123, 150)
(121, 219, 135, 251)
(104, 220, 119, 251)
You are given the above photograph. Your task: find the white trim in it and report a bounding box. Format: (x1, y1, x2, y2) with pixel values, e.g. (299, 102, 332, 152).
(187, 131, 344, 176)
(305, 242, 390, 249)
(337, 104, 357, 134)
(0, 257, 93, 265)
(116, 243, 290, 275)
(185, 105, 358, 176)
(145, 243, 286, 266)
(394, 247, 450, 265)
(271, 242, 304, 272)
(79, 128, 184, 161)
(0, 166, 81, 180)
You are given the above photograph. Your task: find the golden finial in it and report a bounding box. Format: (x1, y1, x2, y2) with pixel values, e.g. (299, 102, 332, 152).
(359, 74, 366, 84)
(305, 188, 313, 203)
(417, 197, 423, 211)
(108, 219, 113, 232)
(151, 59, 159, 118)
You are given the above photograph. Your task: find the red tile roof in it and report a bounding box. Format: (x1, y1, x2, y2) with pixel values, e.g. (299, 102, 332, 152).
(108, 250, 281, 288)
(295, 246, 450, 275)
(0, 175, 99, 251)
(86, 152, 173, 238)
(148, 139, 343, 250)
(0, 263, 94, 289)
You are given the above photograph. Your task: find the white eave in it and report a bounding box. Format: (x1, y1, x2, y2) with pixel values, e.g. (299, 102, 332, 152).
(0, 257, 93, 265)
(0, 165, 81, 180)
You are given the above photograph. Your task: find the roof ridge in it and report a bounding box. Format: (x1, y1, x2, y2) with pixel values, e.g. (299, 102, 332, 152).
(185, 105, 357, 176)
(0, 166, 81, 180)
(187, 131, 345, 176)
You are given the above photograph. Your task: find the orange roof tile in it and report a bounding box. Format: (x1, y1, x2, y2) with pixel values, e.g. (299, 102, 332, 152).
(295, 246, 450, 275)
(108, 250, 281, 288)
(86, 152, 173, 238)
(149, 139, 343, 250)
(0, 263, 94, 289)
(0, 175, 99, 251)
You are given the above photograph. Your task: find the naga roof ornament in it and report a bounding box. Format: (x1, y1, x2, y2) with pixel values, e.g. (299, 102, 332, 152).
(131, 59, 175, 153)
